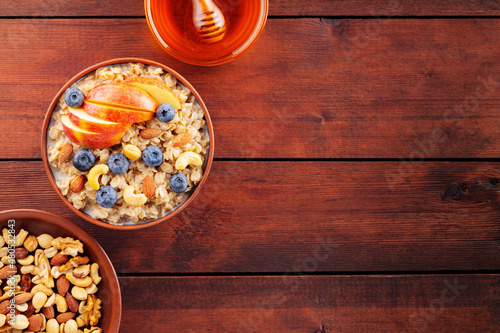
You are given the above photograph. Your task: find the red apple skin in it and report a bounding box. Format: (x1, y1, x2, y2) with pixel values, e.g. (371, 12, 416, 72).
(86, 82, 158, 112)
(68, 108, 131, 134)
(83, 101, 154, 124)
(61, 116, 124, 149)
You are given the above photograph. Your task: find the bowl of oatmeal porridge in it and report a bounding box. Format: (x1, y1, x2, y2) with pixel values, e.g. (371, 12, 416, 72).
(41, 58, 214, 229)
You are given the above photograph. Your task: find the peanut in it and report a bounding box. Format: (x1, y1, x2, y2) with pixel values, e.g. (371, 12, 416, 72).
(123, 144, 142, 160)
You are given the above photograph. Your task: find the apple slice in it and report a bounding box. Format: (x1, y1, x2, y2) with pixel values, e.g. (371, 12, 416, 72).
(83, 101, 155, 124)
(68, 107, 131, 134)
(126, 77, 182, 110)
(86, 82, 158, 112)
(61, 115, 124, 149)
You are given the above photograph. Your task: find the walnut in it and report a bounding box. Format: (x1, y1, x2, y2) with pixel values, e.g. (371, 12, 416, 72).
(83, 294, 102, 327)
(59, 256, 90, 273)
(51, 237, 84, 257)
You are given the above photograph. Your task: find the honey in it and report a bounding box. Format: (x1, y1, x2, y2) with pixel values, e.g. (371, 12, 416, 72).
(148, 0, 266, 63)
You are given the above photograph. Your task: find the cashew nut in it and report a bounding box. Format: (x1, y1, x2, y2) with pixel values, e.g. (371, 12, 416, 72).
(66, 273, 93, 288)
(85, 284, 98, 294)
(90, 264, 101, 285)
(44, 247, 58, 259)
(32, 284, 54, 296)
(73, 265, 90, 278)
(175, 151, 203, 170)
(123, 185, 148, 207)
(37, 234, 54, 249)
(17, 255, 34, 266)
(14, 229, 29, 247)
(0, 236, 4, 248)
(54, 294, 68, 313)
(33, 291, 48, 311)
(10, 314, 29, 329)
(71, 287, 88, 301)
(46, 318, 59, 333)
(14, 302, 28, 312)
(88, 164, 109, 190)
(45, 292, 56, 307)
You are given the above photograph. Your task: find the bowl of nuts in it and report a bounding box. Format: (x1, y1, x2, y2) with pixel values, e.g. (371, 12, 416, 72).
(42, 58, 214, 229)
(0, 209, 121, 332)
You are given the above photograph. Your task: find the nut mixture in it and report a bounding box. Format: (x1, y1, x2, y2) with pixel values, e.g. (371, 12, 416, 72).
(47, 63, 209, 224)
(0, 228, 103, 332)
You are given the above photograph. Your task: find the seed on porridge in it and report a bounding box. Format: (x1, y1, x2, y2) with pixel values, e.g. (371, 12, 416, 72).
(64, 88, 84, 108)
(169, 173, 188, 193)
(156, 103, 176, 122)
(142, 145, 164, 167)
(95, 186, 117, 208)
(107, 153, 129, 175)
(72, 149, 96, 172)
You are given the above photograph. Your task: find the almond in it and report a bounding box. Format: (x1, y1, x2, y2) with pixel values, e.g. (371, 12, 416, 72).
(0, 265, 16, 279)
(13, 292, 33, 304)
(43, 305, 55, 319)
(140, 128, 162, 139)
(172, 131, 193, 147)
(58, 143, 73, 164)
(14, 247, 28, 259)
(66, 293, 79, 313)
(51, 252, 69, 266)
(0, 300, 11, 315)
(56, 311, 76, 324)
(27, 313, 43, 332)
(70, 175, 86, 193)
(143, 175, 156, 198)
(57, 275, 70, 296)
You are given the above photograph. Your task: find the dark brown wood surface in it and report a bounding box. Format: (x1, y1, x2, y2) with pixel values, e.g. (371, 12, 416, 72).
(1, 161, 498, 273)
(1, 1, 499, 331)
(2, 0, 500, 17)
(117, 275, 499, 332)
(1, 19, 500, 159)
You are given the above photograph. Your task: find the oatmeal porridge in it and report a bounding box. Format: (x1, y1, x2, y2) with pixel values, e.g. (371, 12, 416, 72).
(47, 63, 210, 225)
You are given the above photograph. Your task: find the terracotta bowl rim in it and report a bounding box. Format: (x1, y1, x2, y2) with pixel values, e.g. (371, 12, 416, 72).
(0, 208, 122, 332)
(41, 57, 215, 230)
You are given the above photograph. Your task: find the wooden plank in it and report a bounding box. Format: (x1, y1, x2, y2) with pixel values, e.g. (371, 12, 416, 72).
(117, 275, 499, 332)
(1, 161, 499, 273)
(2, 0, 500, 17)
(1, 19, 500, 159)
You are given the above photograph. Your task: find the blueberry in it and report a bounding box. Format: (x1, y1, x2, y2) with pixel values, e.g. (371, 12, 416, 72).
(64, 88, 85, 108)
(156, 103, 176, 122)
(95, 186, 117, 208)
(72, 148, 96, 171)
(169, 173, 188, 193)
(142, 146, 163, 167)
(108, 153, 129, 174)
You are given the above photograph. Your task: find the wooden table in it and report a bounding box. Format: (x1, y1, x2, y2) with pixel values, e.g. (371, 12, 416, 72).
(1, 0, 499, 331)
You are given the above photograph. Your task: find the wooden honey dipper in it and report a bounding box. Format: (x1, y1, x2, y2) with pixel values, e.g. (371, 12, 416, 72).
(192, 0, 226, 43)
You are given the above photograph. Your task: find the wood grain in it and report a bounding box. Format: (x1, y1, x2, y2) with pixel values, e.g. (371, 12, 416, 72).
(117, 275, 499, 332)
(1, 161, 499, 273)
(1, 19, 500, 159)
(2, 0, 500, 17)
